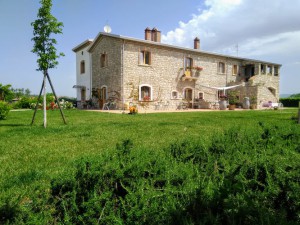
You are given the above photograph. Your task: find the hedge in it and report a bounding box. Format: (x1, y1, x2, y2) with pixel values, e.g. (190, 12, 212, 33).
(279, 98, 300, 107)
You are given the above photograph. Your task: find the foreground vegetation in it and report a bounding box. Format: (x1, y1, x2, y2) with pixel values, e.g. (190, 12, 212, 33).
(0, 109, 299, 224)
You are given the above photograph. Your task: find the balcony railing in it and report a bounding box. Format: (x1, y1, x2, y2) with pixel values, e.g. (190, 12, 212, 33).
(181, 69, 200, 81)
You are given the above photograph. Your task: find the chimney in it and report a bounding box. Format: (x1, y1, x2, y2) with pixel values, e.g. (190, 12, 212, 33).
(194, 37, 200, 50)
(151, 27, 161, 42)
(145, 27, 151, 41)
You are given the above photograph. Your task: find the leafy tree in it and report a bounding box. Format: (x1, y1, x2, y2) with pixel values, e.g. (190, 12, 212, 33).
(25, 88, 31, 97)
(0, 83, 13, 102)
(31, 0, 66, 127)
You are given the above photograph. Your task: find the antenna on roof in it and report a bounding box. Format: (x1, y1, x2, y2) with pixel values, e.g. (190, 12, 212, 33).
(235, 43, 239, 57)
(104, 21, 112, 33)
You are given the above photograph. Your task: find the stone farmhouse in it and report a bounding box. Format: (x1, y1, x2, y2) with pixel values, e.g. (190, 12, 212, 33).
(72, 28, 281, 110)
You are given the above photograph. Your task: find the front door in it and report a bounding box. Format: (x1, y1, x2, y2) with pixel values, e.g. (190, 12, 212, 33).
(99, 87, 107, 109)
(184, 88, 193, 108)
(81, 88, 86, 101)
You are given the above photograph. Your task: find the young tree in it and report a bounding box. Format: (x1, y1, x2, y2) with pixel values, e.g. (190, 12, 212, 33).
(31, 0, 66, 127)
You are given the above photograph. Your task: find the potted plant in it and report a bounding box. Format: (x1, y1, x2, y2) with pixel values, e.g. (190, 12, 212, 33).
(250, 96, 257, 109)
(227, 90, 239, 110)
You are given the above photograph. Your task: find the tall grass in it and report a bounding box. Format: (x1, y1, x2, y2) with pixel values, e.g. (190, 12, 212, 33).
(0, 109, 299, 224)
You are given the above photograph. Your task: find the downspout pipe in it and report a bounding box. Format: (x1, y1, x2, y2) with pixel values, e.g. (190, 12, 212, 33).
(89, 51, 92, 102)
(121, 40, 125, 112)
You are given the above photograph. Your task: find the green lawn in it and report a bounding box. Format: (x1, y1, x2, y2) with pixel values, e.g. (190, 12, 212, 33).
(0, 109, 297, 191)
(0, 108, 299, 224)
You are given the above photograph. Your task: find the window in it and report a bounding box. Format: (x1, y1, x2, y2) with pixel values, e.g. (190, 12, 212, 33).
(100, 53, 107, 68)
(267, 65, 272, 74)
(198, 92, 204, 99)
(171, 91, 178, 99)
(218, 62, 225, 74)
(185, 57, 193, 69)
(274, 66, 279, 76)
(232, 65, 238, 75)
(80, 60, 85, 74)
(139, 85, 152, 101)
(139, 51, 151, 65)
(218, 90, 225, 99)
(261, 64, 266, 74)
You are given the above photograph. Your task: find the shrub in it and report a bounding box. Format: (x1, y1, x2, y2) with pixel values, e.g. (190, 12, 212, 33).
(14, 97, 35, 109)
(2, 123, 300, 224)
(0, 101, 10, 119)
(279, 97, 300, 107)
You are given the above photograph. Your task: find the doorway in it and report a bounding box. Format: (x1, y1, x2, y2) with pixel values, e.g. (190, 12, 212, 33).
(99, 86, 107, 109)
(184, 88, 193, 108)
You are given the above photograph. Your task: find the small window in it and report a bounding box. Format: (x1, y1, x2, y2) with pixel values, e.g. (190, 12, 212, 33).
(139, 51, 151, 65)
(267, 65, 272, 74)
(218, 62, 225, 74)
(274, 66, 279, 76)
(198, 92, 204, 99)
(139, 85, 152, 101)
(261, 64, 266, 74)
(171, 91, 178, 99)
(80, 60, 85, 74)
(100, 53, 107, 68)
(218, 90, 225, 99)
(232, 65, 238, 75)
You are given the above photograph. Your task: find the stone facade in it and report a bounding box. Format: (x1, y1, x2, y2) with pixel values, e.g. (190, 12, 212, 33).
(73, 31, 281, 110)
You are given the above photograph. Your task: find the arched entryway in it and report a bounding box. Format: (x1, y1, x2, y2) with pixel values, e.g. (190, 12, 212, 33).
(183, 88, 193, 108)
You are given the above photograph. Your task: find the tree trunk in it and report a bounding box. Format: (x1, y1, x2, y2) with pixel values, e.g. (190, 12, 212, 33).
(298, 102, 300, 124)
(31, 79, 44, 125)
(43, 71, 47, 128)
(46, 73, 67, 124)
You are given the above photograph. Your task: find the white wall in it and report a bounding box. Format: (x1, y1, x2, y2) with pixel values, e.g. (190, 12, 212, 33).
(75, 46, 91, 101)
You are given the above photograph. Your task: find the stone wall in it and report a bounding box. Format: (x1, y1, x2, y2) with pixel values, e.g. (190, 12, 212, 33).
(90, 35, 280, 110)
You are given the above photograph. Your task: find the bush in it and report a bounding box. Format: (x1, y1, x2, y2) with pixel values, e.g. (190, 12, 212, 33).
(0, 101, 10, 119)
(2, 123, 300, 224)
(280, 97, 300, 107)
(45, 124, 300, 224)
(14, 97, 35, 109)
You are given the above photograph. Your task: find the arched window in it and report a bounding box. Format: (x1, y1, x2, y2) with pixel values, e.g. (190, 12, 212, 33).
(218, 62, 225, 74)
(80, 60, 85, 74)
(171, 91, 178, 99)
(139, 85, 152, 101)
(198, 92, 204, 99)
(100, 53, 107, 68)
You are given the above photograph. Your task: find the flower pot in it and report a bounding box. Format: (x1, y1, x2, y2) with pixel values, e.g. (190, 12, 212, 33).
(219, 100, 227, 110)
(243, 97, 250, 109)
(228, 104, 236, 110)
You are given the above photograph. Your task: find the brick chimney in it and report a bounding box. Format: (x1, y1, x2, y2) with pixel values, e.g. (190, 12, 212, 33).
(194, 37, 200, 50)
(145, 27, 151, 41)
(151, 27, 161, 42)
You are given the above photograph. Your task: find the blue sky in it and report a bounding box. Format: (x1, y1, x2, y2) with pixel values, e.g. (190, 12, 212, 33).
(0, 0, 299, 97)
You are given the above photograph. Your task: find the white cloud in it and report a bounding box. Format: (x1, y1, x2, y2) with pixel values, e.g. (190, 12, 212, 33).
(162, 0, 300, 54)
(162, 0, 300, 94)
